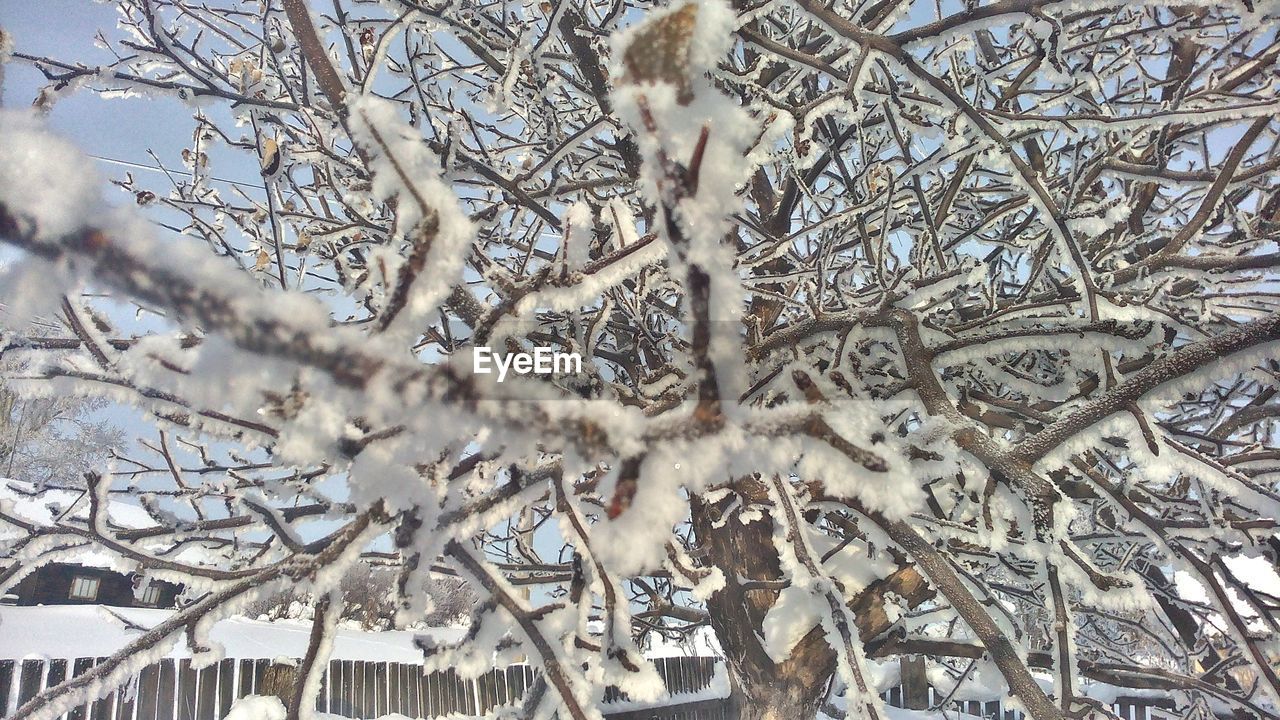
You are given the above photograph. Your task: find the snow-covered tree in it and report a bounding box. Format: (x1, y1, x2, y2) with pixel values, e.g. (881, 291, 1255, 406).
(242, 561, 476, 629)
(0, 310, 123, 484)
(0, 0, 1278, 719)
(0, 377, 123, 484)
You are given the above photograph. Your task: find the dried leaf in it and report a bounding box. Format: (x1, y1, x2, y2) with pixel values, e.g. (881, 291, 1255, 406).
(622, 3, 698, 104)
(260, 138, 281, 177)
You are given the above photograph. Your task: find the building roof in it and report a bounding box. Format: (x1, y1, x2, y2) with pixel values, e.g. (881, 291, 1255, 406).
(0, 478, 155, 532)
(0, 477, 229, 569)
(0, 604, 466, 662)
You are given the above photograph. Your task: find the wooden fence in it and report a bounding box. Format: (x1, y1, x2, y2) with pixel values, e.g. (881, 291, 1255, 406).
(0, 656, 1179, 720)
(893, 687, 1177, 720)
(610, 688, 1175, 720)
(0, 656, 719, 720)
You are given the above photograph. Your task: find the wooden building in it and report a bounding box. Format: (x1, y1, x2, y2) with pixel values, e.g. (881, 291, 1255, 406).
(1, 479, 185, 608)
(5, 562, 182, 608)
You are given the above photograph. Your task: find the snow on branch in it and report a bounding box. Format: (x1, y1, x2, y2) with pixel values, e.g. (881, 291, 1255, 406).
(2, 0, 1279, 717)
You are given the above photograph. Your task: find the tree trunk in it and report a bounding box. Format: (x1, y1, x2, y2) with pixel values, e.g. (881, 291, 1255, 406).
(730, 681, 831, 720)
(691, 478, 939, 718)
(690, 478, 836, 720)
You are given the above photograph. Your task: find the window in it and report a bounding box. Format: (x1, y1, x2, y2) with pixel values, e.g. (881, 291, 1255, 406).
(69, 576, 100, 600)
(140, 583, 163, 605)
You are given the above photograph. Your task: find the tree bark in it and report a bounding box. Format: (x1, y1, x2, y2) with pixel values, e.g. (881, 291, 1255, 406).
(690, 477, 938, 718)
(691, 478, 836, 720)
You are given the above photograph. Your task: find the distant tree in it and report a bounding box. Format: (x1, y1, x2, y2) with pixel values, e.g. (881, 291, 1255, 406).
(0, 1, 1278, 720)
(0, 338, 123, 484)
(244, 562, 475, 630)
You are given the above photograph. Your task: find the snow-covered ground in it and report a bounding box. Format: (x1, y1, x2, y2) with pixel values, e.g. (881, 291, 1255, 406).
(225, 697, 478, 720)
(0, 604, 465, 662)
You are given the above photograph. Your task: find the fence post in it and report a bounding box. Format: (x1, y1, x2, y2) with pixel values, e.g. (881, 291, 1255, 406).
(257, 660, 296, 715)
(900, 656, 928, 710)
(0, 659, 14, 716)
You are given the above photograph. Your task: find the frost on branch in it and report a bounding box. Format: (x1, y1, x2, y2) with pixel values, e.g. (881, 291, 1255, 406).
(1, 0, 1279, 719)
(0, 110, 101, 324)
(346, 96, 474, 340)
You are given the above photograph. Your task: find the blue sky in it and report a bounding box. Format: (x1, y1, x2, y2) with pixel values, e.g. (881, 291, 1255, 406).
(1, 0, 239, 185)
(0, 1, 274, 485)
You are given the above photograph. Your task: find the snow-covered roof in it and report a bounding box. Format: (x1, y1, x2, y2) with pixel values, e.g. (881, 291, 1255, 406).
(0, 477, 230, 569)
(0, 604, 465, 662)
(0, 478, 160, 569)
(0, 478, 155, 532)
